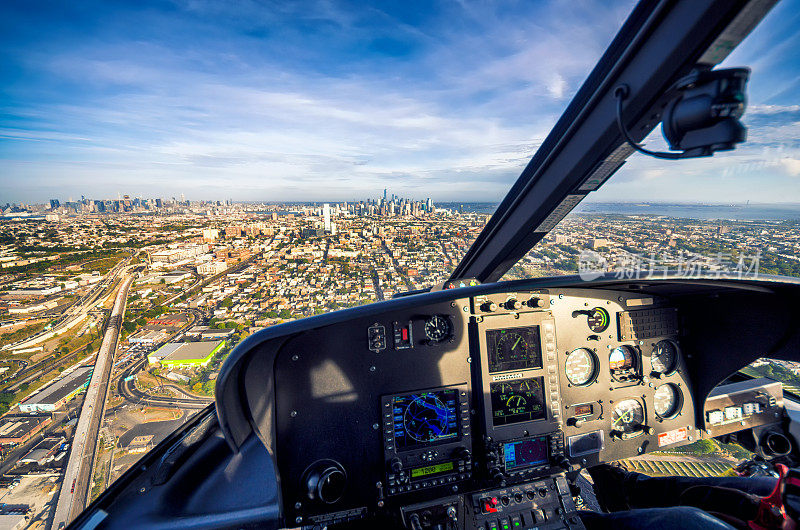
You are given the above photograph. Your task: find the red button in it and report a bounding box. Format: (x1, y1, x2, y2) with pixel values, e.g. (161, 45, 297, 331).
(491, 497, 499, 505)
(402, 328, 408, 340)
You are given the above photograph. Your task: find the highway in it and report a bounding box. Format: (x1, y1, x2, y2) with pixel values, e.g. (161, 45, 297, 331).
(112, 305, 212, 410)
(116, 358, 212, 410)
(1, 257, 133, 352)
(51, 272, 135, 529)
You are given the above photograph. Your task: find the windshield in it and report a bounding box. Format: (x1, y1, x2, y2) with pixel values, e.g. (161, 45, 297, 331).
(502, 0, 800, 282)
(0, 0, 798, 526)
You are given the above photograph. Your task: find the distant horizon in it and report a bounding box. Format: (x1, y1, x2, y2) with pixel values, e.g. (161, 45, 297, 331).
(2, 1, 798, 205)
(9, 198, 800, 207)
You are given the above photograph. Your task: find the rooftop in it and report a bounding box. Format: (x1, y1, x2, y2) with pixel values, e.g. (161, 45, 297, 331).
(165, 341, 224, 362)
(0, 415, 49, 441)
(20, 367, 92, 406)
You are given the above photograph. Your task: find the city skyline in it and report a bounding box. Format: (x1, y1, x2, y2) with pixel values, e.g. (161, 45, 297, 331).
(2, 0, 799, 204)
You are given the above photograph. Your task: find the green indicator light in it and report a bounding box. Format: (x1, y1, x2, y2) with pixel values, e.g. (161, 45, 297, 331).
(502, 524, 509, 530)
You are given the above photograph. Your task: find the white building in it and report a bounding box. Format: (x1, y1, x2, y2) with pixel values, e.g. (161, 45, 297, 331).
(197, 261, 228, 276)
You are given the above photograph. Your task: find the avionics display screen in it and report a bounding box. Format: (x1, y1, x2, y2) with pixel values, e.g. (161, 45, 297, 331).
(392, 389, 460, 450)
(504, 437, 549, 471)
(486, 326, 542, 373)
(410, 461, 455, 479)
(490, 377, 547, 426)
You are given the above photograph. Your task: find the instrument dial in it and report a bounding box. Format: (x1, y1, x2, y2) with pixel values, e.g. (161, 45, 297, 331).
(424, 315, 451, 342)
(654, 383, 682, 418)
(610, 345, 639, 382)
(565, 348, 598, 386)
(611, 399, 645, 434)
(495, 332, 530, 364)
(587, 307, 610, 333)
(651, 340, 678, 375)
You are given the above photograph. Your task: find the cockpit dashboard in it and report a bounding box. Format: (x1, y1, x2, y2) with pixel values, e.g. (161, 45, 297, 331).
(80, 277, 800, 530)
(209, 278, 792, 530)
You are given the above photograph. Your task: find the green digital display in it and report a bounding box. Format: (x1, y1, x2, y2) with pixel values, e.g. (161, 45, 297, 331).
(410, 461, 454, 478)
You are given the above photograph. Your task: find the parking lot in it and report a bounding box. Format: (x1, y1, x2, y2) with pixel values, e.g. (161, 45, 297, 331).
(0, 474, 61, 528)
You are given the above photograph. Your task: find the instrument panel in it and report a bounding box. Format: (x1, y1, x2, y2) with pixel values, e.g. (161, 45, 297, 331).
(268, 287, 698, 528)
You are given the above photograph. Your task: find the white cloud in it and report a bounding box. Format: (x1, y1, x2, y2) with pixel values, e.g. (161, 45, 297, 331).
(781, 158, 800, 176)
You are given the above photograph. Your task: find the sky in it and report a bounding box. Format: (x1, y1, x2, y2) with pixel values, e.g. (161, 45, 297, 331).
(1, 0, 799, 204)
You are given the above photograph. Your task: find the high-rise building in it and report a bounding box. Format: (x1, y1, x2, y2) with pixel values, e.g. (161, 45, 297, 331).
(323, 203, 331, 232)
(49, 199, 60, 210)
(203, 228, 220, 243)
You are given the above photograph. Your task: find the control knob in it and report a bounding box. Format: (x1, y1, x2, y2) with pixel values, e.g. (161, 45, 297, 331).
(527, 297, 544, 308)
(489, 467, 507, 486)
(389, 457, 403, 473)
(481, 301, 498, 312)
(505, 299, 522, 310)
(555, 456, 571, 471)
(566, 417, 583, 428)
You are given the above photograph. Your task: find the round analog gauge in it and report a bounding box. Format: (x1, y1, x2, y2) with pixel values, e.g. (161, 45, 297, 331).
(654, 383, 682, 418)
(651, 340, 678, 375)
(495, 332, 530, 362)
(587, 307, 610, 333)
(424, 315, 451, 342)
(610, 345, 637, 371)
(611, 399, 645, 434)
(565, 348, 598, 386)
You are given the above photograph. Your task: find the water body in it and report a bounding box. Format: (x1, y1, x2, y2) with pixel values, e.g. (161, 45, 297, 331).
(574, 202, 800, 221)
(435, 202, 800, 221)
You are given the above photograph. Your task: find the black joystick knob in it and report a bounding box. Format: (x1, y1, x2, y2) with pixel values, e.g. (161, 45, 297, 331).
(556, 456, 571, 471)
(304, 460, 347, 504)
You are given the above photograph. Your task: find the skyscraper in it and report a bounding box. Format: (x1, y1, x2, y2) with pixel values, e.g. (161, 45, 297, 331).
(49, 199, 60, 209)
(323, 203, 331, 232)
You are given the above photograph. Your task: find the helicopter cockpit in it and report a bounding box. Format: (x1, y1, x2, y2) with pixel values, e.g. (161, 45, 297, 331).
(65, 0, 800, 529)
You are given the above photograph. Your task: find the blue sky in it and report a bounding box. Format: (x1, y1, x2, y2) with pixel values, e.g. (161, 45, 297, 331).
(1, 0, 798, 203)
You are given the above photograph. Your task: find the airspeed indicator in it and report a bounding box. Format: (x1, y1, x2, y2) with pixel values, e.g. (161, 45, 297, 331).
(565, 348, 597, 386)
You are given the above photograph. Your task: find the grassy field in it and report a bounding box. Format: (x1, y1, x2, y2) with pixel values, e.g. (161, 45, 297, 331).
(618, 457, 735, 478)
(0, 321, 48, 348)
(618, 439, 751, 478)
